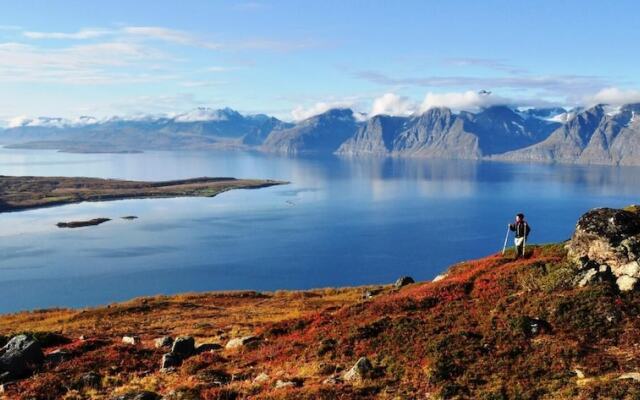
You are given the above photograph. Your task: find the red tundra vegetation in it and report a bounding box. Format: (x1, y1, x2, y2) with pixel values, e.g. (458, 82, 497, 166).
(2, 244, 640, 399)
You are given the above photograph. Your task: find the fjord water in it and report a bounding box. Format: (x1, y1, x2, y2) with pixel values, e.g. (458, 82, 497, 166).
(1, 148, 640, 313)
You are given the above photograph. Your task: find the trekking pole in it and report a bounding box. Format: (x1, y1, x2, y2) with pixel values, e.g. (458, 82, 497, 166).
(522, 223, 527, 257)
(501, 224, 510, 255)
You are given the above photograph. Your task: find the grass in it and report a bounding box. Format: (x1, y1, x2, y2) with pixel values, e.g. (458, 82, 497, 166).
(3, 244, 640, 399)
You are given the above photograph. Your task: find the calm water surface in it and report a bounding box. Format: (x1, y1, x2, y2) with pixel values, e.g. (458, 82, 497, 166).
(1, 147, 640, 312)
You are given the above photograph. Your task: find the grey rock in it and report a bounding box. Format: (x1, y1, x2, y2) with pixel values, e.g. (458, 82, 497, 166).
(121, 335, 140, 345)
(343, 357, 373, 382)
(253, 372, 270, 383)
(566, 207, 640, 290)
(161, 352, 181, 369)
(154, 336, 173, 349)
(195, 343, 222, 354)
(171, 336, 195, 357)
(394, 276, 415, 288)
(0, 334, 44, 378)
(275, 379, 297, 389)
(225, 335, 261, 350)
(80, 371, 102, 389)
(577, 269, 599, 287)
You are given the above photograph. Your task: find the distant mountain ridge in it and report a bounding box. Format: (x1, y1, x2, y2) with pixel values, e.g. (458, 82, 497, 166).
(2, 104, 640, 165)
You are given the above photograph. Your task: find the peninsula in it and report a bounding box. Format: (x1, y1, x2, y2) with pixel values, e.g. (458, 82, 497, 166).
(0, 176, 287, 213)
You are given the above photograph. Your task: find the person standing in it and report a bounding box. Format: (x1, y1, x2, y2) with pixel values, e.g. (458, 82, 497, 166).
(509, 213, 531, 258)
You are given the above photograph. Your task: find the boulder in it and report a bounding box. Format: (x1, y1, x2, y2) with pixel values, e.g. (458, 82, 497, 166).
(432, 273, 447, 282)
(225, 335, 261, 350)
(0, 334, 44, 378)
(154, 336, 173, 349)
(121, 335, 140, 345)
(394, 276, 415, 288)
(161, 352, 181, 369)
(343, 357, 373, 382)
(566, 207, 640, 291)
(80, 371, 102, 389)
(275, 379, 299, 389)
(171, 336, 195, 357)
(617, 372, 640, 381)
(254, 372, 270, 383)
(617, 275, 639, 291)
(195, 343, 222, 354)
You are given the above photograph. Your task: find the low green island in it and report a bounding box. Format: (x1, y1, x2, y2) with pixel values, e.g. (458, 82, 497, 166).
(0, 175, 287, 213)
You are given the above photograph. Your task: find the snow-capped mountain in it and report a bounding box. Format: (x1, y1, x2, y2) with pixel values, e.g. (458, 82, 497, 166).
(2, 104, 640, 165)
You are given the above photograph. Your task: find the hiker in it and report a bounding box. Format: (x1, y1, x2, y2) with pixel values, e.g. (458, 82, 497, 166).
(509, 213, 531, 258)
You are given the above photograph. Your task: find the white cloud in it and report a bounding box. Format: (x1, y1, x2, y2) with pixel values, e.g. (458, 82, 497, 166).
(419, 90, 510, 112)
(122, 26, 221, 50)
(23, 28, 111, 40)
(291, 100, 354, 121)
(0, 41, 171, 84)
(586, 87, 640, 107)
(370, 93, 416, 116)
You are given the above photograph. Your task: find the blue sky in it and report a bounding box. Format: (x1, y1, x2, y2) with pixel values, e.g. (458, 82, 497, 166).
(1, 0, 640, 123)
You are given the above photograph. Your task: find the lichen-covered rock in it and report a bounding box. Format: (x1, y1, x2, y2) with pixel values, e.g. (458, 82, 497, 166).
(195, 343, 222, 354)
(161, 352, 181, 369)
(0, 334, 44, 379)
(253, 372, 270, 383)
(154, 336, 173, 349)
(225, 335, 261, 350)
(394, 276, 415, 288)
(567, 207, 640, 291)
(343, 357, 373, 382)
(121, 335, 139, 345)
(617, 275, 639, 291)
(171, 336, 195, 357)
(80, 371, 102, 389)
(275, 379, 297, 389)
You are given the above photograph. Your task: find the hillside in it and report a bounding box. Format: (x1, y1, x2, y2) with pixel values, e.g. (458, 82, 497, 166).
(2, 206, 640, 399)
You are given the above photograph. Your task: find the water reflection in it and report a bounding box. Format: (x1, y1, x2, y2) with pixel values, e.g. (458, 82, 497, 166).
(1, 148, 640, 312)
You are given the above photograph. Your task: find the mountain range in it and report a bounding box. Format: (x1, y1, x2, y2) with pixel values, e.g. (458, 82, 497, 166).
(2, 103, 640, 165)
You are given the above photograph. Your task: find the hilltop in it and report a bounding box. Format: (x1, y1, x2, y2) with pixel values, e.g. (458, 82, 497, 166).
(2, 206, 640, 399)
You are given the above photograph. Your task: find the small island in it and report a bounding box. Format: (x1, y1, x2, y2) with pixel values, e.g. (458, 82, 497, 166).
(0, 176, 287, 213)
(56, 218, 111, 228)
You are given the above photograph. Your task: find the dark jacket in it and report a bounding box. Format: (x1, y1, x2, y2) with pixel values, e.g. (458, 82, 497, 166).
(510, 221, 531, 238)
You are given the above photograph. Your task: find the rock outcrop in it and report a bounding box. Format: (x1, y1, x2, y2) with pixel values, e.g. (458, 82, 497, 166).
(343, 357, 373, 382)
(566, 206, 640, 291)
(225, 335, 261, 350)
(0, 335, 44, 381)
